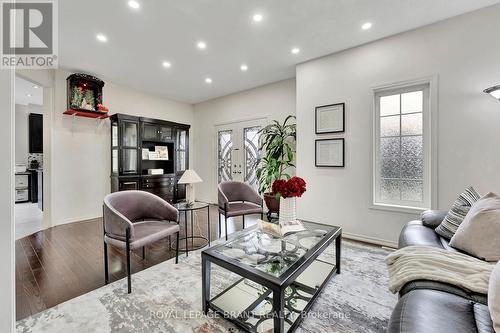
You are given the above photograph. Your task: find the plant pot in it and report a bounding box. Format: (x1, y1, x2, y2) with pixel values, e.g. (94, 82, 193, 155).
(279, 197, 297, 225)
(264, 193, 280, 214)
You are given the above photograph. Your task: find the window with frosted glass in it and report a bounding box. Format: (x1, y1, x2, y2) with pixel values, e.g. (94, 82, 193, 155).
(374, 84, 430, 208)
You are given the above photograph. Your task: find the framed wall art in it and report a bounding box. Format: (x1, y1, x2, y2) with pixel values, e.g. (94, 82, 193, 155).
(315, 138, 345, 167)
(315, 103, 345, 134)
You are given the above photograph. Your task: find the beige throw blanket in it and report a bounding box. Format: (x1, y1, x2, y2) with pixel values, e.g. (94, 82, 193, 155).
(385, 245, 495, 294)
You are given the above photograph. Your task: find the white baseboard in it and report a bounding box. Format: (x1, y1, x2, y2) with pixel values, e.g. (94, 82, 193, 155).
(342, 231, 398, 249)
(55, 215, 101, 227)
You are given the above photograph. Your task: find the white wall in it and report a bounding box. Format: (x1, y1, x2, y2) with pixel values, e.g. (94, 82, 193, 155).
(193, 79, 296, 202)
(15, 104, 43, 165)
(51, 69, 194, 226)
(296, 5, 500, 246)
(0, 70, 15, 332)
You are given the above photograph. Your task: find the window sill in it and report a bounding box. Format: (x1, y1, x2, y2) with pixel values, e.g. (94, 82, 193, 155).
(370, 203, 428, 215)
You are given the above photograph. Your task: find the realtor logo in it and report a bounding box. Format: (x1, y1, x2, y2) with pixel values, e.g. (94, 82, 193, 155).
(1, 0, 58, 68)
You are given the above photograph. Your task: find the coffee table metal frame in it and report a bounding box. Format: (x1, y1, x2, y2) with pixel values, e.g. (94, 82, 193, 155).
(201, 221, 342, 333)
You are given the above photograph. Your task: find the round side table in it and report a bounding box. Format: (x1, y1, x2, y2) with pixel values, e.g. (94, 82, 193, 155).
(173, 201, 210, 256)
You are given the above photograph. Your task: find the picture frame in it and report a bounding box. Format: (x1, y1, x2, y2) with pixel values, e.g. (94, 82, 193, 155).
(155, 146, 169, 160)
(315, 138, 345, 167)
(315, 103, 345, 134)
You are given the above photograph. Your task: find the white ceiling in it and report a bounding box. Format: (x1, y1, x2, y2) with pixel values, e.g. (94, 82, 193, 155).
(59, 0, 500, 104)
(15, 76, 43, 106)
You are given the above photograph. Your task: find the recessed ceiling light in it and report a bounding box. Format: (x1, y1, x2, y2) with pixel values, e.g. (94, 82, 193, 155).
(162, 61, 171, 68)
(197, 41, 207, 50)
(128, 0, 140, 9)
(240, 64, 248, 71)
(26, 94, 32, 97)
(291, 47, 300, 54)
(96, 34, 108, 42)
(361, 22, 372, 30)
(205, 78, 212, 84)
(253, 13, 263, 22)
(33, 85, 39, 89)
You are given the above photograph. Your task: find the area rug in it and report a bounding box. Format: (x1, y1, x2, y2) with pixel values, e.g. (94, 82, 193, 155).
(16, 240, 397, 332)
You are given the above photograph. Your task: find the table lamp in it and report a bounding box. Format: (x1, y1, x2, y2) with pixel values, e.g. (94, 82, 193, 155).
(178, 169, 203, 205)
(484, 85, 500, 100)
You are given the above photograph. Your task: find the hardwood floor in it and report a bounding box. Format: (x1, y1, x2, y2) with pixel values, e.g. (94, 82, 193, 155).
(15, 205, 257, 321)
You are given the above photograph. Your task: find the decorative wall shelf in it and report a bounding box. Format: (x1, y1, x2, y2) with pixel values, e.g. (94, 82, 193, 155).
(63, 109, 110, 119)
(65, 73, 109, 119)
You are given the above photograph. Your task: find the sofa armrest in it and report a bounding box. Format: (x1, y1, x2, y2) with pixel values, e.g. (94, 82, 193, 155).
(420, 210, 447, 229)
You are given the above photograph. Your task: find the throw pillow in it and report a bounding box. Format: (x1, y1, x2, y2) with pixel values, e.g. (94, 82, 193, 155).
(489, 261, 500, 332)
(449, 192, 500, 261)
(435, 186, 480, 240)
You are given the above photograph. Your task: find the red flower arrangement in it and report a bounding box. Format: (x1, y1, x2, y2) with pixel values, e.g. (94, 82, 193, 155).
(272, 176, 307, 199)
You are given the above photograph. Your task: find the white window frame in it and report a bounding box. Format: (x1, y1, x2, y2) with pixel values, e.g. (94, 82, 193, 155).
(371, 77, 437, 214)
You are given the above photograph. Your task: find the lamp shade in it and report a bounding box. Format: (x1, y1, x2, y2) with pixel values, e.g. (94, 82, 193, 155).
(484, 85, 500, 100)
(178, 169, 203, 184)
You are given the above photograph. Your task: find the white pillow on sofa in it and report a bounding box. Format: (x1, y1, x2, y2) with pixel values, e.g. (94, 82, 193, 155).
(489, 261, 500, 332)
(450, 192, 500, 262)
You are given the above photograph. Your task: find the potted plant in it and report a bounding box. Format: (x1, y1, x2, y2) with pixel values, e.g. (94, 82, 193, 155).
(255, 115, 296, 217)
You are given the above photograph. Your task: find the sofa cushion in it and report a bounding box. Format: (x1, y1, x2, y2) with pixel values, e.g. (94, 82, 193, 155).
(489, 262, 500, 333)
(435, 186, 480, 240)
(388, 289, 494, 333)
(219, 202, 263, 217)
(450, 192, 500, 261)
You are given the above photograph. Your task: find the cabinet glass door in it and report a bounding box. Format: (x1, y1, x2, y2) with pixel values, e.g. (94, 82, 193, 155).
(122, 121, 138, 147)
(159, 126, 173, 142)
(176, 129, 188, 172)
(111, 122, 118, 174)
(143, 123, 158, 141)
(121, 149, 138, 174)
(120, 120, 139, 175)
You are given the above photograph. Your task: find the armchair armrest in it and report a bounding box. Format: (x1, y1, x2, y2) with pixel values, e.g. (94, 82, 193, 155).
(143, 194, 179, 223)
(103, 202, 135, 239)
(421, 210, 448, 229)
(218, 186, 229, 209)
(245, 187, 263, 206)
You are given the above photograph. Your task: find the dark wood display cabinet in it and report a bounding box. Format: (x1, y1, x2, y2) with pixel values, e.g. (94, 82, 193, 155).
(110, 114, 190, 203)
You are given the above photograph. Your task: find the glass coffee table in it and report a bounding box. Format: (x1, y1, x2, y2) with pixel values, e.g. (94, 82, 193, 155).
(201, 220, 342, 333)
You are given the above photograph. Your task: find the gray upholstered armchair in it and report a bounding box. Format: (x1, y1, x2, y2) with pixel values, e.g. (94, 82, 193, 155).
(218, 181, 264, 240)
(103, 190, 180, 293)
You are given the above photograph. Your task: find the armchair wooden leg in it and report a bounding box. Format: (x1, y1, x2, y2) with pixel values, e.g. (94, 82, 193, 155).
(104, 242, 109, 284)
(242, 215, 245, 229)
(175, 231, 180, 264)
(126, 229, 132, 294)
(261, 212, 264, 220)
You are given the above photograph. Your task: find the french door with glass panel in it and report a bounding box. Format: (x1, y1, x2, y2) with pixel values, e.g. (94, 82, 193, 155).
(216, 119, 266, 189)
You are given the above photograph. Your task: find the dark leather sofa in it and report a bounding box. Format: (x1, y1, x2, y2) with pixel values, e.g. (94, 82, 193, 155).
(387, 210, 494, 333)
